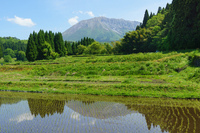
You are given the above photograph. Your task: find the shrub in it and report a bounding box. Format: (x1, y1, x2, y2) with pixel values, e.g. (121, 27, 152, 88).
(4, 48, 15, 58)
(77, 45, 87, 55)
(50, 52, 59, 59)
(16, 51, 27, 61)
(4, 55, 12, 63)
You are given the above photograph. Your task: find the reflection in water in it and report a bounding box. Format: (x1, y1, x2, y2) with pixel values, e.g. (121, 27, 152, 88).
(9, 113, 34, 123)
(0, 97, 22, 107)
(28, 99, 65, 118)
(66, 100, 136, 119)
(0, 92, 200, 133)
(127, 104, 200, 133)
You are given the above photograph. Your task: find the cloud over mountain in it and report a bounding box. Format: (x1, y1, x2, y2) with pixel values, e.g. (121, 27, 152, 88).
(68, 16, 79, 26)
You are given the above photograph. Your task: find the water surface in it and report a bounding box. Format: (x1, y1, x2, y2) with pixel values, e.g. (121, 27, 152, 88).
(0, 92, 200, 133)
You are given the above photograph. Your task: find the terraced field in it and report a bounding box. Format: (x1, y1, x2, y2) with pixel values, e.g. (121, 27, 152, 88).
(0, 51, 200, 98)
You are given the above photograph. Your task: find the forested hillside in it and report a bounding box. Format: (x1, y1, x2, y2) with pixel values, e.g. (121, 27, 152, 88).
(119, 0, 200, 54)
(0, 37, 27, 61)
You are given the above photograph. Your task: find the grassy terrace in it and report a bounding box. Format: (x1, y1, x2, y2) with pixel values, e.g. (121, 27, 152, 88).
(0, 51, 200, 99)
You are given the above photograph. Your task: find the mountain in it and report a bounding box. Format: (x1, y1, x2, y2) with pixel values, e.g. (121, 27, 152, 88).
(62, 17, 140, 42)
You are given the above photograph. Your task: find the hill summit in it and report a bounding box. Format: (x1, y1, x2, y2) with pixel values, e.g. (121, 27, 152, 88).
(62, 17, 140, 42)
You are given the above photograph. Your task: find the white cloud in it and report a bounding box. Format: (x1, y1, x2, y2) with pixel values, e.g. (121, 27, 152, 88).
(71, 112, 80, 121)
(68, 16, 79, 26)
(76, 11, 95, 17)
(9, 113, 34, 123)
(86, 11, 95, 17)
(7, 16, 36, 27)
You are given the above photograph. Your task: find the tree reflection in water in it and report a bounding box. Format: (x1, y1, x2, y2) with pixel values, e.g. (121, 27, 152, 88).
(28, 99, 65, 118)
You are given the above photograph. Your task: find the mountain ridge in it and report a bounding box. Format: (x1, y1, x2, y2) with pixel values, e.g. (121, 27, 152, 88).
(62, 17, 140, 42)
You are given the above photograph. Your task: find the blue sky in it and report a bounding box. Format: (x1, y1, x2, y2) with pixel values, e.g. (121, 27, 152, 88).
(0, 0, 172, 40)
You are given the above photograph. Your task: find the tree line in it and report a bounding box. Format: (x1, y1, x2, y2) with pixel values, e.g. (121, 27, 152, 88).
(117, 0, 200, 54)
(65, 37, 95, 55)
(65, 37, 119, 55)
(0, 37, 27, 61)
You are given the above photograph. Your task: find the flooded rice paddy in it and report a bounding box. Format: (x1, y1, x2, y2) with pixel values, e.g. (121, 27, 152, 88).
(0, 92, 200, 133)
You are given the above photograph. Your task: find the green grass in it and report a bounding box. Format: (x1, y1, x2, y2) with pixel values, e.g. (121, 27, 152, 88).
(0, 51, 200, 98)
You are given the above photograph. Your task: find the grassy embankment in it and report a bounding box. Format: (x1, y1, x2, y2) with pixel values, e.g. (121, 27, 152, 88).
(0, 50, 200, 98)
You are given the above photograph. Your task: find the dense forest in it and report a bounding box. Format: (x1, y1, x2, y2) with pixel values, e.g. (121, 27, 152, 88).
(119, 0, 200, 54)
(0, 37, 27, 61)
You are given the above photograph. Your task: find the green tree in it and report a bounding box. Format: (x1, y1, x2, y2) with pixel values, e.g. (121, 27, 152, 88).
(157, 7, 162, 14)
(141, 9, 150, 28)
(37, 30, 45, 60)
(49, 31, 55, 51)
(4, 48, 15, 58)
(112, 41, 122, 54)
(85, 42, 103, 54)
(45, 31, 50, 44)
(41, 41, 53, 60)
(121, 28, 151, 54)
(104, 43, 113, 54)
(65, 41, 73, 55)
(77, 45, 87, 55)
(16, 51, 26, 61)
(72, 42, 77, 55)
(54, 32, 66, 57)
(149, 12, 154, 19)
(146, 13, 165, 28)
(26, 34, 38, 62)
(167, 0, 200, 50)
(33, 31, 38, 48)
(4, 55, 12, 63)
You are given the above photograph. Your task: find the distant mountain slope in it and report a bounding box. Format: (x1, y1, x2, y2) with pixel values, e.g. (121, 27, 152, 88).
(62, 17, 140, 42)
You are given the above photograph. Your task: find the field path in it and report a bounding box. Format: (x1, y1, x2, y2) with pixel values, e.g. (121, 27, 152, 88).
(153, 53, 184, 62)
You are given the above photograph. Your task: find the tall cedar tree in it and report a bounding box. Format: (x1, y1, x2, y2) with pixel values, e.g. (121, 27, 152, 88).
(49, 31, 55, 51)
(37, 30, 45, 60)
(157, 7, 162, 14)
(44, 31, 50, 44)
(26, 34, 38, 61)
(142, 10, 150, 28)
(54, 32, 66, 57)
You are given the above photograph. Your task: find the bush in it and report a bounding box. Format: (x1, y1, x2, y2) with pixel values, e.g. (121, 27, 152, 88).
(84, 42, 105, 55)
(50, 52, 59, 59)
(4, 55, 12, 63)
(4, 48, 15, 58)
(16, 51, 27, 61)
(77, 45, 87, 55)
